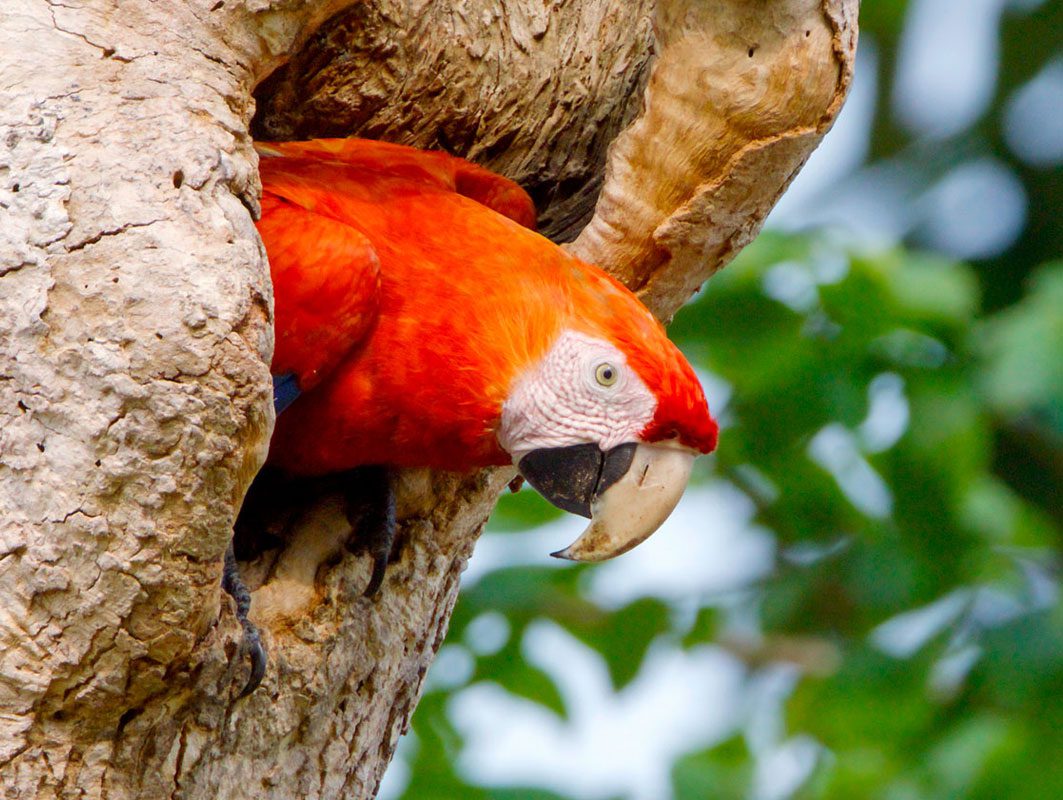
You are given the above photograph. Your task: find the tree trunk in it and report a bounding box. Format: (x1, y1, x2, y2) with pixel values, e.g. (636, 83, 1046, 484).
(0, 1, 857, 798)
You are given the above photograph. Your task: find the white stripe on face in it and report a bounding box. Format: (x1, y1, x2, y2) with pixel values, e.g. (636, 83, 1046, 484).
(498, 329, 657, 460)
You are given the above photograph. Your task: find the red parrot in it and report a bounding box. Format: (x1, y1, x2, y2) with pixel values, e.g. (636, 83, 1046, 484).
(255, 137, 717, 558)
(228, 138, 717, 694)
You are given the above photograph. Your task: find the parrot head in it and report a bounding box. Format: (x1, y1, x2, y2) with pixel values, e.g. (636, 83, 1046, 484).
(496, 262, 718, 563)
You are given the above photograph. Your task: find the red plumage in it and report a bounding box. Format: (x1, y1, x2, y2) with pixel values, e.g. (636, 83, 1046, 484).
(256, 138, 717, 475)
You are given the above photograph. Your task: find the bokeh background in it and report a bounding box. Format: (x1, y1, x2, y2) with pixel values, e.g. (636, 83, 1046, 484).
(385, 1, 1062, 797)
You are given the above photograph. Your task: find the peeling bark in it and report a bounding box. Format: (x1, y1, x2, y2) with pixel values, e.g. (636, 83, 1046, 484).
(0, 1, 857, 798)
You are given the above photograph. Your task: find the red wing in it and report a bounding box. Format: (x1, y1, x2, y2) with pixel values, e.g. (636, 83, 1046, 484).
(255, 138, 537, 230)
(258, 192, 381, 392)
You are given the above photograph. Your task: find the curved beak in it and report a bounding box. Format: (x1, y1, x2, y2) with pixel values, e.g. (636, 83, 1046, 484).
(517, 442, 695, 562)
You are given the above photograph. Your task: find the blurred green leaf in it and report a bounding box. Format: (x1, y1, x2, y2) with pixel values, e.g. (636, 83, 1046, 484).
(490, 487, 567, 531)
(882, 250, 981, 327)
(474, 644, 568, 719)
(485, 789, 576, 800)
(671, 736, 752, 800)
(978, 261, 1063, 427)
(680, 606, 721, 648)
(563, 597, 671, 690)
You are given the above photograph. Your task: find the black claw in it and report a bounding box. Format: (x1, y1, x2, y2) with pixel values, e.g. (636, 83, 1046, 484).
(238, 626, 267, 699)
(223, 542, 268, 697)
(341, 466, 397, 597)
(363, 548, 390, 598)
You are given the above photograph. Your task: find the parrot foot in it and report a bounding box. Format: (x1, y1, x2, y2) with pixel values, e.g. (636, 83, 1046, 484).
(342, 466, 397, 597)
(222, 541, 267, 698)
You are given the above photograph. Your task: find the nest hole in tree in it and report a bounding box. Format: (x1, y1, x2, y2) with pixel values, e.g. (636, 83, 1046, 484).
(237, 0, 657, 600)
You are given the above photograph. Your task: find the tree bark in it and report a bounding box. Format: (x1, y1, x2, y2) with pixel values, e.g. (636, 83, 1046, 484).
(0, 1, 857, 798)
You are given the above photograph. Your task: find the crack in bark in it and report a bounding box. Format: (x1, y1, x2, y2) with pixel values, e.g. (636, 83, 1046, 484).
(59, 506, 99, 524)
(46, 1, 116, 58)
(66, 219, 162, 253)
(169, 723, 191, 800)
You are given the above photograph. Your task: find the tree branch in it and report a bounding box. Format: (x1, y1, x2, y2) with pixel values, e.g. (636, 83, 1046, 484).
(0, 1, 857, 797)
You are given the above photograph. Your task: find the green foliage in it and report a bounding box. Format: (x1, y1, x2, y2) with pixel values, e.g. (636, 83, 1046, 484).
(488, 488, 566, 532)
(978, 262, 1063, 429)
(671, 737, 753, 800)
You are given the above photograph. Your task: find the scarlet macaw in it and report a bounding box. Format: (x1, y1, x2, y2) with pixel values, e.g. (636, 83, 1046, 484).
(230, 138, 718, 693)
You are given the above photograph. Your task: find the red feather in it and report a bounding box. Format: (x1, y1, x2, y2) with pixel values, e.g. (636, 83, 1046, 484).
(256, 139, 717, 474)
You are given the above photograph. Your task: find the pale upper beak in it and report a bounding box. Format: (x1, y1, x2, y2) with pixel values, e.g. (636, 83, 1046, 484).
(517, 441, 696, 562)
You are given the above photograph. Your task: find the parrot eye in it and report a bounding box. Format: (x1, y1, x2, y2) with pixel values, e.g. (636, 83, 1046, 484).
(595, 363, 619, 387)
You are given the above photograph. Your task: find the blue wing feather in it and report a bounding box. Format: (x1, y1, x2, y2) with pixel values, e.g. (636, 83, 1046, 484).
(273, 373, 302, 415)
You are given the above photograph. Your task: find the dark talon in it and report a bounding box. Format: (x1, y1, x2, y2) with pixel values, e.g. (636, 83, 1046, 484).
(342, 466, 396, 597)
(222, 542, 267, 697)
(363, 546, 390, 598)
(238, 628, 267, 699)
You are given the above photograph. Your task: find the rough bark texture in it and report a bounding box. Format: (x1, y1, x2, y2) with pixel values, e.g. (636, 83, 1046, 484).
(252, 0, 657, 242)
(0, 1, 857, 798)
